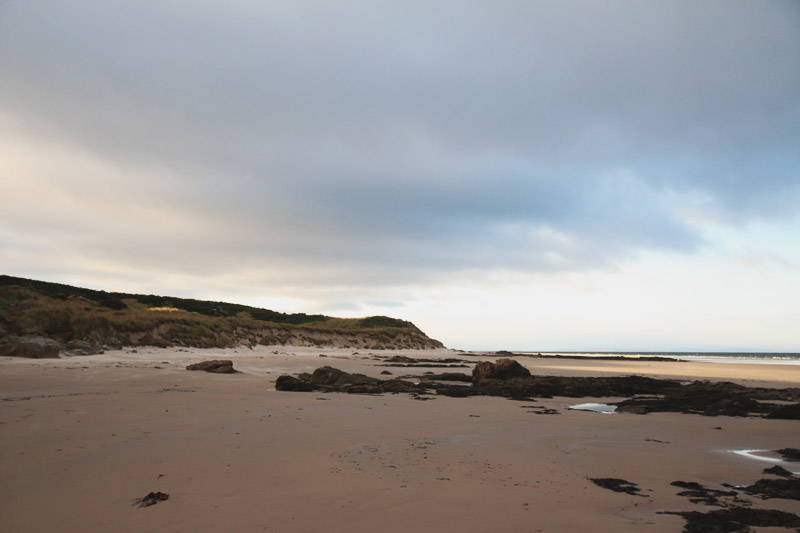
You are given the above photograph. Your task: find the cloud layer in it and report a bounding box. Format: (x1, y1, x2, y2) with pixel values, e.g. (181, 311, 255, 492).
(2, 1, 799, 295)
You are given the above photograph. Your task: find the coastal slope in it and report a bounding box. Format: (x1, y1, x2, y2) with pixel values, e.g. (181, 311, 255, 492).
(0, 275, 443, 351)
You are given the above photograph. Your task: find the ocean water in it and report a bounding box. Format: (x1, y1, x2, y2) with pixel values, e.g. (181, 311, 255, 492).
(520, 352, 800, 366)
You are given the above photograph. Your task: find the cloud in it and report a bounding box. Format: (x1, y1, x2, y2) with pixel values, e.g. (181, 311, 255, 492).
(1, 1, 798, 292)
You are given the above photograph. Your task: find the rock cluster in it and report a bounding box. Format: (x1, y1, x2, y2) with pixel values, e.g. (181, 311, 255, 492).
(276, 359, 800, 420)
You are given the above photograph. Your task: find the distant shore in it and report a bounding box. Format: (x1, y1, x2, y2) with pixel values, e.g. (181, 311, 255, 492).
(1, 346, 798, 532)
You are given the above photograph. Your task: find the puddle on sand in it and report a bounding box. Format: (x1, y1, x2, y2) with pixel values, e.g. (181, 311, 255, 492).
(569, 403, 617, 414)
(730, 449, 800, 474)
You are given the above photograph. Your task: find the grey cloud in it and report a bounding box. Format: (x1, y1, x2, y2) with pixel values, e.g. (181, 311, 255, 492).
(1, 1, 798, 288)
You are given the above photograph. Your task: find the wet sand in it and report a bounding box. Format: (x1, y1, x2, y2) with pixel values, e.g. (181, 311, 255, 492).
(1, 347, 798, 532)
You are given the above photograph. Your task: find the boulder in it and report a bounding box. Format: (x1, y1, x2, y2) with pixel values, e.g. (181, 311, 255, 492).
(185, 360, 237, 373)
(472, 359, 531, 383)
(0, 336, 62, 359)
(63, 339, 104, 356)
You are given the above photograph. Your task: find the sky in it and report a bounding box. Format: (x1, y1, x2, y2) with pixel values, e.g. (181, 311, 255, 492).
(1, 1, 799, 351)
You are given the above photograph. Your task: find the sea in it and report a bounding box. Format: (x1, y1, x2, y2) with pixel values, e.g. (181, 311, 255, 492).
(518, 351, 800, 366)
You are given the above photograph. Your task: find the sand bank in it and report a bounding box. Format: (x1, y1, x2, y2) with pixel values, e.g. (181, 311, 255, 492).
(1, 347, 798, 531)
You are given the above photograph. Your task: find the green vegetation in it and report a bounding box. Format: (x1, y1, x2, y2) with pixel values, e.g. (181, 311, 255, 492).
(0, 275, 444, 350)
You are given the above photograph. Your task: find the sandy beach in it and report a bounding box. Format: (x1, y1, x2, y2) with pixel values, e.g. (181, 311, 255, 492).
(1, 347, 798, 532)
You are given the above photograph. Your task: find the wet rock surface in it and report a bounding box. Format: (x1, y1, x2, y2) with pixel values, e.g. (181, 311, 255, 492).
(590, 478, 646, 496)
(185, 360, 238, 373)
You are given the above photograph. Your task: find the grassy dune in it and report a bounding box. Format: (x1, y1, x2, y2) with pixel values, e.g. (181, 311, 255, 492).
(0, 275, 443, 350)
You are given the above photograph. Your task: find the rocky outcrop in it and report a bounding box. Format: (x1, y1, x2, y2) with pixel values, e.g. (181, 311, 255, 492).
(185, 360, 238, 373)
(0, 336, 62, 358)
(472, 359, 530, 383)
(276, 364, 800, 420)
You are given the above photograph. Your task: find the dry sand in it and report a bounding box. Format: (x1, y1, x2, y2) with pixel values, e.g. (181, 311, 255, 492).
(1, 347, 798, 532)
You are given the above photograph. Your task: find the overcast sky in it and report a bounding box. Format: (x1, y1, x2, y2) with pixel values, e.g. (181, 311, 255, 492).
(2, 1, 799, 351)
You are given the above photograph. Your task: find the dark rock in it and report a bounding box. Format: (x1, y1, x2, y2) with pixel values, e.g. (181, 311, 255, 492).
(420, 372, 472, 382)
(472, 359, 531, 383)
(476, 374, 678, 399)
(766, 404, 800, 419)
(133, 491, 169, 507)
(495, 350, 514, 356)
(435, 385, 474, 397)
(663, 506, 800, 533)
(777, 448, 800, 461)
(275, 375, 318, 392)
(380, 370, 393, 375)
(590, 478, 645, 496)
(379, 363, 469, 368)
(275, 365, 799, 423)
(0, 336, 61, 359)
(276, 367, 422, 395)
(374, 379, 421, 394)
(533, 353, 680, 362)
(670, 481, 741, 507)
(743, 477, 800, 500)
(386, 355, 415, 363)
(763, 465, 794, 478)
(616, 381, 800, 418)
(185, 360, 237, 373)
(310, 366, 379, 386)
(342, 379, 424, 395)
(63, 339, 104, 356)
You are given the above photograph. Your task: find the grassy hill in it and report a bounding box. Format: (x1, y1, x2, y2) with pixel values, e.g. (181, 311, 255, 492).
(0, 275, 444, 350)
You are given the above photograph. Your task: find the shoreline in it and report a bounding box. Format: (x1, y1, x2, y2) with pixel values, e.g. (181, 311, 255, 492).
(1, 346, 798, 532)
